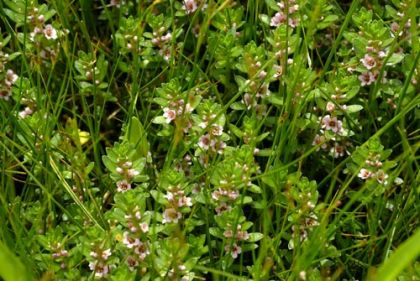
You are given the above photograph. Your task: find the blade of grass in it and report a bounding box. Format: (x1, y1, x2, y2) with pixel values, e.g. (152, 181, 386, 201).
(368, 228, 420, 281)
(0, 240, 32, 281)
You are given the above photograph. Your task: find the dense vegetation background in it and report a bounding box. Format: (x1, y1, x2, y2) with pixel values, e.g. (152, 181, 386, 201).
(0, 0, 419, 280)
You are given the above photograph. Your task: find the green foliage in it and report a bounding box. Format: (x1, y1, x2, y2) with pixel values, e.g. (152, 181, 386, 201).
(0, 0, 419, 280)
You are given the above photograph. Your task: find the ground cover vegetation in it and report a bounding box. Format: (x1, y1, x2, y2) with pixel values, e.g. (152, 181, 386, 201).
(0, 0, 419, 280)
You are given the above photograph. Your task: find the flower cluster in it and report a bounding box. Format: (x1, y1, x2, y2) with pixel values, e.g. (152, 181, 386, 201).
(270, 0, 299, 28)
(122, 231, 150, 270)
(285, 174, 322, 250)
(223, 224, 250, 259)
(0, 69, 18, 101)
(151, 28, 173, 62)
(357, 48, 387, 87)
(192, 101, 228, 162)
(163, 98, 193, 124)
(162, 185, 193, 224)
(50, 242, 69, 269)
(313, 109, 350, 159)
(288, 213, 320, 250)
(115, 161, 140, 191)
(357, 155, 389, 185)
(88, 247, 112, 279)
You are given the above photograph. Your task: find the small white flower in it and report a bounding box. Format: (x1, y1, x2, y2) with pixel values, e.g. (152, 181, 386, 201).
(122, 161, 132, 168)
(210, 124, 223, 136)
(140, 222, 149, 233)
(30, 27, 43, 41)
(326, 101, 335, 112)
(358, 168, 372, 180)
(132, 207, 141, 219)
(116, 167, 124, 174)
(178, 196, 193, 207)
(211, 190, 221, 201)
(88, 261, 96, 270)
(127, 169, 139, 178)
(116, 180, 131, 192)
(227, 190, 239, 200)
(299, 271, 307, 281)
(330, 144, 346, 158)
(102, 249, 112, 260)
(90, 251, 98, 258)
(43, 24, 58, 40)
(258, 70, 267, 79)
(162, 208, 182, 224)
(6, 69, 18, 86)
(375, 170, 389, 185)
(161, 32, 172, 42)
(19, 107, 33, 118)
(165, 191, 175, 201)
(378, 50, 387, 58)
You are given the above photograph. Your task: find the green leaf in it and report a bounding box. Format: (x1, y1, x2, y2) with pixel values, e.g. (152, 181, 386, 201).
(0, 241, 31, 281)
(125, 117, 149, 159)
(152, 116, 168, 124)
(248, 184, 262, 193)
(248, 233, 264, 242)
(386, 53, 405, 66)
(346, 104, 364, 113)
(228, 124, 243, 138)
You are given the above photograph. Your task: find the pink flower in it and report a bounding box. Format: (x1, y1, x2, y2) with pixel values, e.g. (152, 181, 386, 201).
(43, 24, 57, 40)
(182, 0, 198, 14)
(321, 115, 343, 134)
(198, 134, 211, 150)
(134, 242, 150, 261)
(215, 202, 231, 215)
(270, 12, 287, 27)
(123, 232, 141, 248)
(163, 107, 176, 123)
(330, 144, 347, 158)
(360, 54, 377, 70)
(126, 256, 139, 271)
(312, 134, 327, 151)
(225, 243, 242, 259)
(178, 196, 193, 207)
(89, 262, 110, 278)
(358, 72, 376, 86)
